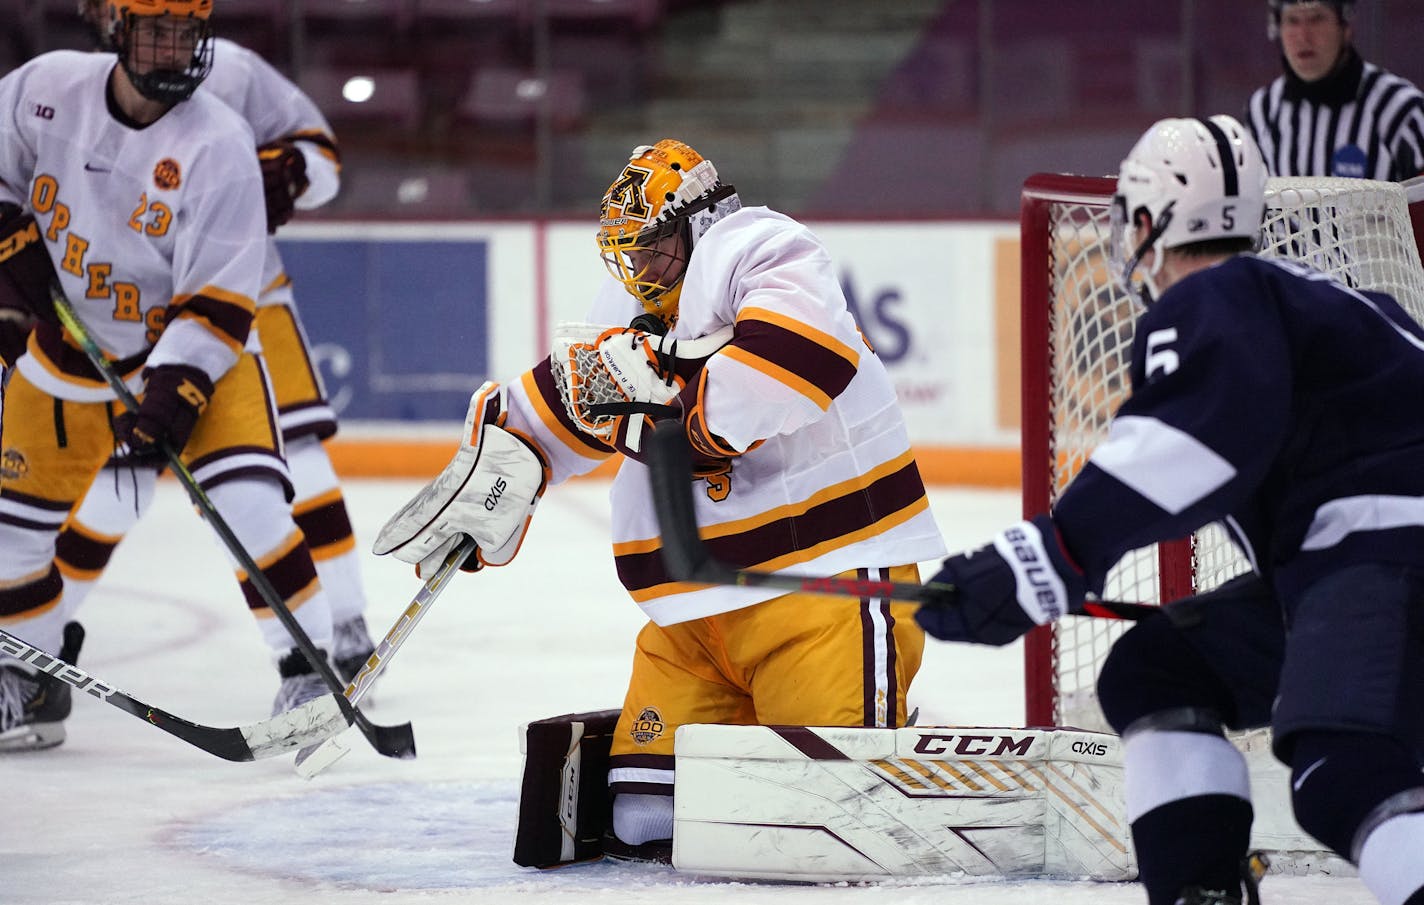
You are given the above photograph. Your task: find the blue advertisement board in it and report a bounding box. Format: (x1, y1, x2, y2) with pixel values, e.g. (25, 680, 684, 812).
(275, 237, 490, 421)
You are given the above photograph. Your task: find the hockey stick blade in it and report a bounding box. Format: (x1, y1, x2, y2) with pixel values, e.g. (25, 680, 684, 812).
(0, 628, 350, 761)
(50, 286, 415, 760)
(295, 537, 477, 779)
(644, 422, 1158, 621)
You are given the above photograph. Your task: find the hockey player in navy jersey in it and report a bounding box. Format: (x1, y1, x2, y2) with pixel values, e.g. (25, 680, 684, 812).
(916, 114, 1424, 905)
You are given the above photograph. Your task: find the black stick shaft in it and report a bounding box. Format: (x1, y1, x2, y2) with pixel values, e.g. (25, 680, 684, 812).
(645, 422, 1159, 621)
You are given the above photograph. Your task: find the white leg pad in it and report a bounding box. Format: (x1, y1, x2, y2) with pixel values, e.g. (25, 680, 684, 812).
(671, 724, 1133, 881)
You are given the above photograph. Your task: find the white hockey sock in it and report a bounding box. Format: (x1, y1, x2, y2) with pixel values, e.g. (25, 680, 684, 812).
(57, 464, 157, 618)
(1124, 729, 1250, 821)
(286, 436, 368, 624)
(612, 793, 674, 844)
(206, 479, 333, 655)
(1358, 811, 1424, 905)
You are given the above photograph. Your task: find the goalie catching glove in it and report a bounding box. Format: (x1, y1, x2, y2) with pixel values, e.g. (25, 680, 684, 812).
(373, 381, 549, 578)
(915, 515, 1088, 646)
(557, 323, 734, 454)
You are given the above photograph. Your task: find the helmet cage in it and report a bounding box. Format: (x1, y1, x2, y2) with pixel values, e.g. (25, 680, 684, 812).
(597, 140, 738, 310)
(111, 5, 214, 104)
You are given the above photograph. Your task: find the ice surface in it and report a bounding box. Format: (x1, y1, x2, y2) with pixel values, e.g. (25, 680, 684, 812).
(3, 479, 1375, 904)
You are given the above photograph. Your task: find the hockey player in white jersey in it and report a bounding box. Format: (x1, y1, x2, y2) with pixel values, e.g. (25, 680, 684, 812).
(373, 139, 947, 860)
(54, 0, 378, 684)
(914, 115, 1424, 905)
(0, 0, 342, 749)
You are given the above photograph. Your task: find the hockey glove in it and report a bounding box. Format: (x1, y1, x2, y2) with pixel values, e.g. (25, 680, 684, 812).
(915, 515, 1088, 646)
(373, 381, 550, 578)
(0, 204, 59, 328)
(114, 364, 214, 464)
(257, 139, 310, 233)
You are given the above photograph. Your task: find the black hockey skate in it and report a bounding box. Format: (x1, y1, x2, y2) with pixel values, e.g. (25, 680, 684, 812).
(1175, 852, 1270, 905)
(0, 621, 85, 752)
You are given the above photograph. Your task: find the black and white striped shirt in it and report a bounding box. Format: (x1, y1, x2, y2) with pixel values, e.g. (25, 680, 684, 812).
(1245, 54, 1424, 180)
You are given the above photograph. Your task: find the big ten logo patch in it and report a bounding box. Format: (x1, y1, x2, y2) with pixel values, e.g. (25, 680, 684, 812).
(153, 158, 182, 191)
(629, 706, 665, 746)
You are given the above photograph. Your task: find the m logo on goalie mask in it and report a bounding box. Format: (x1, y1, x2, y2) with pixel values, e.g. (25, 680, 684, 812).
(601, 164, 654, 227)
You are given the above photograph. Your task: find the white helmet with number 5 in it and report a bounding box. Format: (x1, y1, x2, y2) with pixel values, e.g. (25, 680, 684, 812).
(1109, 114, 1267, 304)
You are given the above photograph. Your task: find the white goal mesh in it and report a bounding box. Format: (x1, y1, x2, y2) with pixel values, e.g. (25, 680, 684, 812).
(1021, 175, 1424, 731)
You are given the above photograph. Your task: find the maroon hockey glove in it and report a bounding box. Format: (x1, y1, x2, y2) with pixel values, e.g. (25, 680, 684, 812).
(257, 139, 310, 233)
(115, 364, 214, 463)
(0, 204, 59, 327)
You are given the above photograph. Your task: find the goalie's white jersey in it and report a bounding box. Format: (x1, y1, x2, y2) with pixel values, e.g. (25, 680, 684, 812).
(201, 38, 341, 309)
(506, 206, 947, 625)
(0, 51, 265, 402)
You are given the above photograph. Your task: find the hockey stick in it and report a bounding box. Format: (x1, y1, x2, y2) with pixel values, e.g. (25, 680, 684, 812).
(1, 624, 349, 761)
(49, 286, 415, 759)
(643, 422, 1159, 621)
(294, 537, 476, 778)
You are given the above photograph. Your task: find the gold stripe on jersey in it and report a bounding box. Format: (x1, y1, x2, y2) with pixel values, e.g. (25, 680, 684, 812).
(736, 305, 861, 367)
(615, 450, 930, 603)
(170, 284, 257, 356)
(288, 129, 342, 169)
(520, 360, 614, 462)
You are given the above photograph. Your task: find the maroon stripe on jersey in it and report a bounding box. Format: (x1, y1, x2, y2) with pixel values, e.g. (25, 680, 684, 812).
(32, 322, 148, 385)
(294, 498, 355, 551)
(239, 543, 319, 614)
(772, 726, 851, 760)
(609, 780, 674, 795)
(55, 525, 118, 573)
(0, 564, 62, 617)
(884, 596, 899, 729)
(530, 357, 614, 456)
(859, 574, 877, 727)
(289, 129, 342, 165)
(610, 753, 676, 771)
(733, 318, 857, 402)
(616, 460, 928, 594)
(170, 294, 253, 348)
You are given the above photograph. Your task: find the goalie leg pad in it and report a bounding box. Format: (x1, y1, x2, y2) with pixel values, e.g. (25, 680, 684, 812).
(513, 709, 621, 869)
(671, 723, 1133, 881)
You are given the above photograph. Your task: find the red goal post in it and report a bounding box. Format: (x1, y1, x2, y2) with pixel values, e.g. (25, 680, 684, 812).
(1019, 172, 1424, 729)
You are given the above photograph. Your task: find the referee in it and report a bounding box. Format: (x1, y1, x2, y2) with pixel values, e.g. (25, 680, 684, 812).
(1245, 0, 1424, 180)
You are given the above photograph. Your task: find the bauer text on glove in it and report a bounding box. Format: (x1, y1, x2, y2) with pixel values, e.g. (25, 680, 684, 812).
(914, 515, 1087, 646)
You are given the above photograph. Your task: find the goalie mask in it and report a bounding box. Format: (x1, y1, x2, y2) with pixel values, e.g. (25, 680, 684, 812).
(1108, 115, 1267, 306)
(102, 0, 215, 104)
(596, 139, 741, 322)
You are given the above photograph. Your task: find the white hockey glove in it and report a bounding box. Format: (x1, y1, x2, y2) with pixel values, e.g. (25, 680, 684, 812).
(554, 323, 734, 453)
(373, 381, 549, 578)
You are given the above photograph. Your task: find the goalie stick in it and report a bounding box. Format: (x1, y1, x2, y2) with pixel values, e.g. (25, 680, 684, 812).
(294, 537, 476, 778)
(1, 624, 349, 761)
(49, 285, 415, 760)
(643, 421, 1159, 621)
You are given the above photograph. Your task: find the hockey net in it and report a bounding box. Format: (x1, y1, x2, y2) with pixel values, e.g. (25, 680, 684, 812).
(1020, 174, 1424, 731)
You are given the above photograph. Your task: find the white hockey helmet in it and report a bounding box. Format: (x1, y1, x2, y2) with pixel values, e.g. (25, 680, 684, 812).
(1109, 114, 1267, 305)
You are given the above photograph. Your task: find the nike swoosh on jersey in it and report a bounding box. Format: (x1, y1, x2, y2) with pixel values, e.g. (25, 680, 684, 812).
(83, 162, 111, 173)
